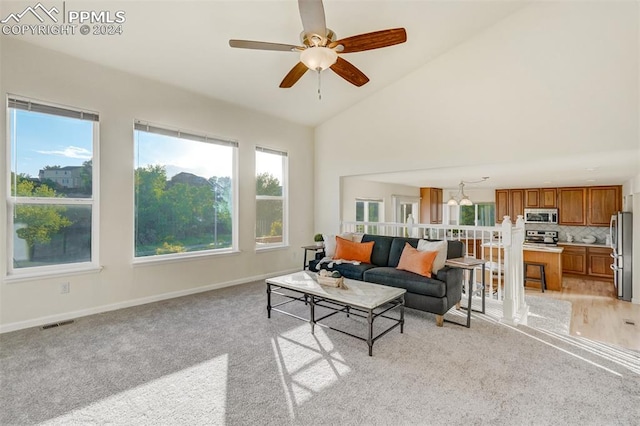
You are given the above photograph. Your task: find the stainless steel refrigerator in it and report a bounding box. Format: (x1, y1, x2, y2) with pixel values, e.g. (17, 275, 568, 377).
(610, 212, 633, 301)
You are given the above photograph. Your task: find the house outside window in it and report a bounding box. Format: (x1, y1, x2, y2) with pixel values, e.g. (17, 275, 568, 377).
(134, 121, 238, 258)
(255, 147, 288, 248)
(7, 96, 99, 274)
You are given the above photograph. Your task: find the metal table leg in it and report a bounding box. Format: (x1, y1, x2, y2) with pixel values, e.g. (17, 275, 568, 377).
(367, 309, 374, 356)
(310, 294, 315, 334)
(267, 283, 271, 318)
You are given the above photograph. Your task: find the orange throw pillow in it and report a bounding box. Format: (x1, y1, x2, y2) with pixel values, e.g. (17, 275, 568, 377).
(396, 243, 437, 278)
(334, 237, 374, 263)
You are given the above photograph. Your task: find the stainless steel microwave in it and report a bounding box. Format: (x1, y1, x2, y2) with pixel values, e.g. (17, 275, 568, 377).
(524, 208, 558, 224)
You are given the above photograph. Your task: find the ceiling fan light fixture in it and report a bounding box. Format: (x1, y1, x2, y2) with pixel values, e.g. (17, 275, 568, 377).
(300, 46, 337, 71)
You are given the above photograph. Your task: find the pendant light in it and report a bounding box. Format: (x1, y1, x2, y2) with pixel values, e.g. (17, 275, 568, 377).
(447, 177, 489, 206)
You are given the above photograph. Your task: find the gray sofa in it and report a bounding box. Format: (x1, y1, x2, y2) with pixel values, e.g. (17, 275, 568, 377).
(309, 234, 465, 326)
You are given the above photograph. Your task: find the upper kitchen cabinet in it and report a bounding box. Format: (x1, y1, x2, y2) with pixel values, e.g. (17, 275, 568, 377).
(525, 188, 557, 208)
(495, 189, 524, 222)
(510, 189, 525, 220)
(540, 188, 557, 208)
(420, 187, 443, 224)
(524, 189, 540, 208)
(558, 187, 587, 225)
(587, 186, 621, 226)
(495, 189, 509, 222)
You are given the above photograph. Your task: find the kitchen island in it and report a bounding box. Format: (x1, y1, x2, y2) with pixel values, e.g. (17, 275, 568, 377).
(482, 243, 564, 291)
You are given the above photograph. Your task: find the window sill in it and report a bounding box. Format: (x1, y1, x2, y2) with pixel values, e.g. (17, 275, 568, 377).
(133, 249, 240, 266)
(4, 265, 103, 283)
(255, 244, 290, 253)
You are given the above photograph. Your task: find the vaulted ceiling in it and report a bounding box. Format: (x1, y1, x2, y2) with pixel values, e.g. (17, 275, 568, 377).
(1, 0, 527, 126)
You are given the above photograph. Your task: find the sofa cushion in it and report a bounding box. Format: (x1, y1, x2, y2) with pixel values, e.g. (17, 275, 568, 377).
(417, 239, 448, 274)
(316, 262, 377, 281)
(388, 237, 422, 267)
(323, 232, 357, 257)
(363, 267, 447, 298)
(396, 243, 438, 277)
(334, 237, 374, 263)
(360, 234, 396, 267)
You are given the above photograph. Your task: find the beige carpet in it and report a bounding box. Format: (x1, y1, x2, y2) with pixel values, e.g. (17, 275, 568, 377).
(1, 280, 639, 425)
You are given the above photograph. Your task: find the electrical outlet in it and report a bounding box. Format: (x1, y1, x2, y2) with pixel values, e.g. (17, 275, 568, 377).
(60, 282, 70, 294)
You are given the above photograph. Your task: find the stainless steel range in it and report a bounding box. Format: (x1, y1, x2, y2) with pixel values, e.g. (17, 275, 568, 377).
(525, 230, 558, 246)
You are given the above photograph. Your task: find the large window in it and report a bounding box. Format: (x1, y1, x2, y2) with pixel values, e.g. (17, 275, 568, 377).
(255, 147, 287, 248)
(7, 97, 98, 274)
(355, 198, 382, 234)
(134, 122, 238, 258)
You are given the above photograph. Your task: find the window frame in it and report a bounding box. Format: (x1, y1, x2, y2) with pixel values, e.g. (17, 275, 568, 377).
(132, 120, 239, 262)
(255, 146, 288, 250)
(6, 95, 100, 278)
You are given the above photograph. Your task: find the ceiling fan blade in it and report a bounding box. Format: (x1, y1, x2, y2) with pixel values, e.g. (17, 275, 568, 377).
(280, 62, 309, 88)
(298, 0, 327, 38)
(330, 57, 369, 87)
(329, 28, 407, 53)
(229, 39, 301, 52)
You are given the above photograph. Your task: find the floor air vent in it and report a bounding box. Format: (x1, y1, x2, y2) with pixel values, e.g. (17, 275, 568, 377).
(42, 320, 74, 330)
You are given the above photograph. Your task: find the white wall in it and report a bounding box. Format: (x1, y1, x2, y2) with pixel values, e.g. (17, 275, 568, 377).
(315, 2, 638, 232)
(0, 39, 314, 330)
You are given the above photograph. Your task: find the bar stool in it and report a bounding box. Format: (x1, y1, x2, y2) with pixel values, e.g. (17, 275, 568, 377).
(523, 261, 546, 292)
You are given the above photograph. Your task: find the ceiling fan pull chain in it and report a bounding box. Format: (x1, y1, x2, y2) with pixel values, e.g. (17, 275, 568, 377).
(317, 69, 322, 100)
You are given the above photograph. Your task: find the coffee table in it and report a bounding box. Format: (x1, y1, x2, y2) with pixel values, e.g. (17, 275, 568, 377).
(266, 272, 405, 356)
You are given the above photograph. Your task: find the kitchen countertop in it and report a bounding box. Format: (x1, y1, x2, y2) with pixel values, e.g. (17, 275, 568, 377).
(482, 242, 564, 253)
(522, 244, 564, 253)
(557, 242, 610, 248)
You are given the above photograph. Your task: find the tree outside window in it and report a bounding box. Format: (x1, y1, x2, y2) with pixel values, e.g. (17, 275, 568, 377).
(134, 123, 237, 258)
(255, 148, 287, 247)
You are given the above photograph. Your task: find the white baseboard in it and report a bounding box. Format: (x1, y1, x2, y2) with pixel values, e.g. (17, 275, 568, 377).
(0, 268, 299, 334)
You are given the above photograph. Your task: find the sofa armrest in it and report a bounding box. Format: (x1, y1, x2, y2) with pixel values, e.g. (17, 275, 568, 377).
(436, 266, 464, 307)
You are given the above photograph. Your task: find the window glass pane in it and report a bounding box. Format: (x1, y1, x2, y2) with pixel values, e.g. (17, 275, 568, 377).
(477, 203, 496, 226)
(368, 202, 380, 222)
(256, 199, 283, 244)
(255, 149, 286, 247)
(460, 205, 475, 226)
(13, 204, 92, 268)
(10, 108, 93, 198)
(134, 128, 235, 257)
(356, 201, 364, 221)
(8, 99, 97, 273)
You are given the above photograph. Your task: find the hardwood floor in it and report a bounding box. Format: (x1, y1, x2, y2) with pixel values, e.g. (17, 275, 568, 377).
(525, 277, 640, 352)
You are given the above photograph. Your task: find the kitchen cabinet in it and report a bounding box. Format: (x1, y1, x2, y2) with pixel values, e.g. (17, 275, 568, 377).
(525, 189, 540, 208)
(587, 186, 621, 226)
(540, 188, 557, 208)
(524, 188, 557, 208)
(419, 187, 443, 224)
(560, 244, 613, 281)
(495, 190, 509, 223)
(494, 189, 524, 223)
(510, 189, 524, 219)
(558, 187, 587, 225)
(587, 247, 614, 279)
(561, 246, 587, 275)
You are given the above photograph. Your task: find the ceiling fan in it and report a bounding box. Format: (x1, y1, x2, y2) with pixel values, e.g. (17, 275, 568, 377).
(229, 0, 407, 90)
